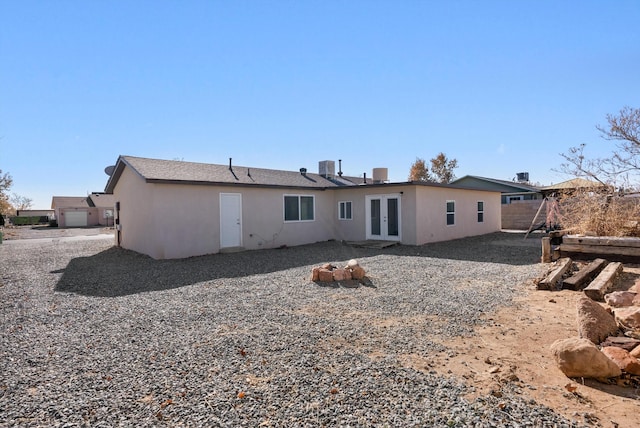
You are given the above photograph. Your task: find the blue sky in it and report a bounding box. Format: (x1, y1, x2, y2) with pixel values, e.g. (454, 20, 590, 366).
(1, 1, 639, 209)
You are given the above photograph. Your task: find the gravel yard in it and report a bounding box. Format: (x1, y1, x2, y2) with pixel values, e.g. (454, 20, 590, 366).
(1, 232, 591, 427)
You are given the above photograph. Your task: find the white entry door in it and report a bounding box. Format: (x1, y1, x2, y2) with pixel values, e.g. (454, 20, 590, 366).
(366, 194, 401, 241)
(220, 193, 242, 248)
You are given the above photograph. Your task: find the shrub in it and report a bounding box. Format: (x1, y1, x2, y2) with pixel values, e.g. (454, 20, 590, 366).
(9, 216, 50, 226)
(558, 190, 640, 237)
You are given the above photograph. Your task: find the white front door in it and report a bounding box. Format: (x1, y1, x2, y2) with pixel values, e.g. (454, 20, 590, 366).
(365, 194, 401, 241)
(220, 193, 242, 248)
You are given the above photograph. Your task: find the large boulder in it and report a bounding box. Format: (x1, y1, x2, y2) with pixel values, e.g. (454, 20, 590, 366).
(576, 296, 619, 344)
(613, 306, 640, 330)
(601, 346, 640, 375)
(550, 337, 621, 378)
(604, 291, 637, 308)
(631, 345, 640, 359)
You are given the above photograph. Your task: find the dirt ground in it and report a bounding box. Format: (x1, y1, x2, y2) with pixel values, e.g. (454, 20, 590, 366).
(418, 267, 640, 428)
(3, 226, 639, 426)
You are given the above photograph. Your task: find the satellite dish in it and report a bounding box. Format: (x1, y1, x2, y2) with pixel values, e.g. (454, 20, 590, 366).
(104, 165, 116, 176)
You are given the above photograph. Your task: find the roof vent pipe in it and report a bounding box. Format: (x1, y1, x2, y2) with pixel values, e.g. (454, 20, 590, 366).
(229, 158, 233, 171)
(363, 172, 367, 184)
(338, 159, 343, 177)
(300, 167, 307, 175)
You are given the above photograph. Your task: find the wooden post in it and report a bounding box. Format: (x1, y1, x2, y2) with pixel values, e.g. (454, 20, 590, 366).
(541, 237, 551, 263)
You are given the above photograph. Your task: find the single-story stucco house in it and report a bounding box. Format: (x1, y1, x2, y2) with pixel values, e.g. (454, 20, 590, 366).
(104, 155, 502, 260)
(51, 193, 116, 227)
(450, 175, 543, 204)
(539, 177, 610, 196)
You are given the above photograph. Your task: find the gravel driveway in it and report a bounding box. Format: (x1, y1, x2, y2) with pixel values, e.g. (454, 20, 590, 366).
(1, 232, 588, 427)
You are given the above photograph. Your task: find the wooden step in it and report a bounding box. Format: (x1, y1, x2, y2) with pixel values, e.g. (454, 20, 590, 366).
(538, 257, 572, 290)
(562, 258, 608, 291)
(583, 262, 623, 301)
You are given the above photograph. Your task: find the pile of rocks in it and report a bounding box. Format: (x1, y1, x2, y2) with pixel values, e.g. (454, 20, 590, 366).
(551, 282, 640, 380)
(310, 259, 366, 282)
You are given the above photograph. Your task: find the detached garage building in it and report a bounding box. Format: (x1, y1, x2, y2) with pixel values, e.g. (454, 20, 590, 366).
(51, 193, 115, 228)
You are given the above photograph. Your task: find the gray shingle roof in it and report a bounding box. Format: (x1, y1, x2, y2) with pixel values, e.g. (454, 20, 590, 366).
(539, 178, 606, 191)
(450, 175, 540, 192)
(105, 156, 362, 192)
(89, 193, 116, 208)
(51, 196, 91, 209)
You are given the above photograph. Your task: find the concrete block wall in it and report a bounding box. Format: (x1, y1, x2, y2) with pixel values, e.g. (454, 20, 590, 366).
(501, 199, 544, 230)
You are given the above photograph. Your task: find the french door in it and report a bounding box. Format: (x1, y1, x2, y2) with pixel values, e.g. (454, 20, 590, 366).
(365, 194, 401, 241)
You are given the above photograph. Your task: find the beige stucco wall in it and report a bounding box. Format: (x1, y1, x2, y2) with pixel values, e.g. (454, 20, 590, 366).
(95, 207, 115, 226)
(332, 185, 415, 243)
(240, 187, 336, 251)
(331, 188, 367, 242)
(113, 167, 157, 257)
(414, 186, 501, 244)
(114, 168, 337, 259)
(332, 184, 500, 245)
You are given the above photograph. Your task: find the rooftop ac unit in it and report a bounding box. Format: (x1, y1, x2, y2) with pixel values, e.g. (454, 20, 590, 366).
(372, 168, 388, 183)
(319, 160, 335, 179)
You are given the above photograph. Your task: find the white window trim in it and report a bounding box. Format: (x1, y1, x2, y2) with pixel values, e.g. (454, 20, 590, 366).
(283, 194, 315, 222)
(446, 200, 455, 226)
(338, 201, 353, 220)
(477, 200, 484, 223)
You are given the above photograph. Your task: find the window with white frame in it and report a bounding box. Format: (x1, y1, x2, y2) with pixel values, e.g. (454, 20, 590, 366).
(477, 201, 484, 223)
(338, 201, 352, 220)
(446, 200, 455, 225)
(284, 195, 315, 222)
(506, 195, 523, 204)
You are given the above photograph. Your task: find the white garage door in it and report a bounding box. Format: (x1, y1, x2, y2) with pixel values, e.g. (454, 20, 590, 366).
(65, 211, 88, 227)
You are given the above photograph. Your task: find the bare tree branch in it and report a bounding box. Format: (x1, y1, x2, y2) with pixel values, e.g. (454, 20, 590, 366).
(557, 107, 640, 190)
